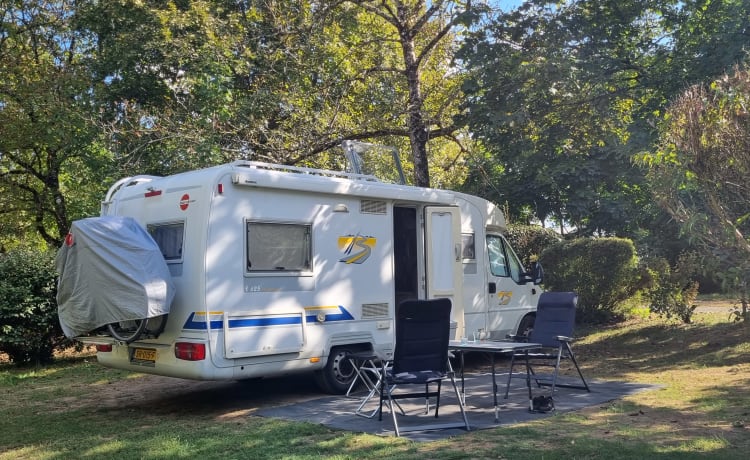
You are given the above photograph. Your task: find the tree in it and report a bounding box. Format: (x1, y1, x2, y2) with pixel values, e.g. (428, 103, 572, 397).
(643, 66, 750, 319)
(0, 0, 106, 247)
(458, 0, 750, 238)
(76, 1, 485, 188)
(343, 0, 487, 186)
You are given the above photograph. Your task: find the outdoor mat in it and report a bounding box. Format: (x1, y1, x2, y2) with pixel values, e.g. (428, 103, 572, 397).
(257, 372, 658, 442)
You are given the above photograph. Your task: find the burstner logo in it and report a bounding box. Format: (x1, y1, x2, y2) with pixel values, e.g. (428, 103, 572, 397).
(338, 234, 376, 264)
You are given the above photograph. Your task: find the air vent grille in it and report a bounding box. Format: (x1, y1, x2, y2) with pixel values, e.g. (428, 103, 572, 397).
(360, 200, 387, 214)
(362, 303, 389, 318)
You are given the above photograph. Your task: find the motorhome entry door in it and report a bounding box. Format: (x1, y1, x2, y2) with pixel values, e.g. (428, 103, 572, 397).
(424, 206, 463, 333)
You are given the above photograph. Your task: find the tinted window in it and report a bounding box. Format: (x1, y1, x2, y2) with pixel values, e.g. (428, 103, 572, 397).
(147, 222, 184, 262)
(246, 222, 312, 272)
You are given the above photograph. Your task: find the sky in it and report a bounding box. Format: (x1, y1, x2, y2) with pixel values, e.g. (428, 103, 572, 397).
(496, 0, 525, 10)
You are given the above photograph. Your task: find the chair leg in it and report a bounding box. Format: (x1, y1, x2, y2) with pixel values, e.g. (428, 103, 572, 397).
(550, 345, 564, 395)
(434, 381, 442, 418)
(565, 342, 590, 392)
(389, 394, 401, 437)
(449, 372, 471, 431)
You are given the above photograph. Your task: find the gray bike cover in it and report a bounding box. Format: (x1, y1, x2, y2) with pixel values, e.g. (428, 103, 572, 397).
(56, 216, 175, 338)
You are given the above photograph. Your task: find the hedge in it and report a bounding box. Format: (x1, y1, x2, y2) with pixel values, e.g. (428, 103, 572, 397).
(0, 248, 65, 365)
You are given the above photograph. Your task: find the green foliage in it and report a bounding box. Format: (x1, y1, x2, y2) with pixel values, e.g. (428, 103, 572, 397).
(644, 65, 750, 321)
(0, 0, 100, 246)
(504, 224, 561, 267)
(540, 237, 640, 322)
(458, 0, 750, 242)
(643, 252, 701, 324)
(0, 248, 64, 365)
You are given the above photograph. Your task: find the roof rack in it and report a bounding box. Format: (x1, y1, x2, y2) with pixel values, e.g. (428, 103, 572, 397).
(230, 160, 381, 182)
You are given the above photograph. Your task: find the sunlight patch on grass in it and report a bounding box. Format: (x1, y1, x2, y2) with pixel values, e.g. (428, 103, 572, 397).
(664, 435, 730, 453)
(81, 439, 127, 457)
(0, 445, 55, 460)
(142, 435, 196, 458)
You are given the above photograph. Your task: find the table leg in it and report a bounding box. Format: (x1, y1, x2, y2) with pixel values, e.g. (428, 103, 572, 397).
(491, 353, 499, 422)
(461, 351, 467, 404)
(525, 350, 533, 411)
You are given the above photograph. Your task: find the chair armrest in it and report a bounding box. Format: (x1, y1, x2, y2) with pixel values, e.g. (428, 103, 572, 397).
(555, 335, 573, 342)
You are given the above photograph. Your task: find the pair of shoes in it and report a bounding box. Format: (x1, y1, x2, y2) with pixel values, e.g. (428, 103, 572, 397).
(531, 395, 555, 413)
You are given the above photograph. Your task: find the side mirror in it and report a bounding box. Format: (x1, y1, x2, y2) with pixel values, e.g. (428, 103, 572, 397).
(531, 261, 544, 285)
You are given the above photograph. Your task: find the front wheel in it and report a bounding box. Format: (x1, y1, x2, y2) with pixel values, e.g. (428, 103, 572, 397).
(314, 347, 356, 394)
(516, 314, 536, 338)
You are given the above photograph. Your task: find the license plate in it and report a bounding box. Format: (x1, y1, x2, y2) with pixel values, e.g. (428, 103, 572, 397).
(133, 348, 157, 362)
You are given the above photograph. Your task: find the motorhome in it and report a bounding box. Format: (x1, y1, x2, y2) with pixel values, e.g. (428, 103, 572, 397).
(64, 145, 541, 393)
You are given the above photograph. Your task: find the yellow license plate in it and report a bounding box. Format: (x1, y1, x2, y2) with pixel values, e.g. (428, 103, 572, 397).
(133, 348, 157, 362)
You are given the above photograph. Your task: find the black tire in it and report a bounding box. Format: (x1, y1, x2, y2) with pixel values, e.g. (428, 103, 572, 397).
(314, 347, 356, 394)
(516, 314, 536, 338)
(107, 319, 148, 343)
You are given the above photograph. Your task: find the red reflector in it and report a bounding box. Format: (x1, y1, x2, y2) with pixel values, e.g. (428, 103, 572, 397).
(144, 189, 162, 198)
(174, 342, 206, 361)
(96, 344, 113, 352)
(217, 183, 224, 194)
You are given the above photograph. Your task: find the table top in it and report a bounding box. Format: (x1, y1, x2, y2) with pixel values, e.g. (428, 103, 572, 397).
(448, 340, 541, 352)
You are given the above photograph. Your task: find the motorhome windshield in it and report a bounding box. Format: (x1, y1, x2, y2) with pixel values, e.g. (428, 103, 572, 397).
(487, 234, 524, 283)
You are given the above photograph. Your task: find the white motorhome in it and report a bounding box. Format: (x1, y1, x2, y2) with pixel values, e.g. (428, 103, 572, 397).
(74, 147, 541, 393)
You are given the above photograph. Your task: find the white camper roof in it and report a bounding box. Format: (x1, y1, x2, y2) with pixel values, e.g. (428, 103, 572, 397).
(104, 160, 458, 209)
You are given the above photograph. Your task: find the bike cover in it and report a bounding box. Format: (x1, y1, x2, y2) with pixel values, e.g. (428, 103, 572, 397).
(56, 216, 175, 338)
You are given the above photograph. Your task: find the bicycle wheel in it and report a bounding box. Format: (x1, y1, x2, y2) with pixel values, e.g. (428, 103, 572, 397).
(107, 319, 148, 343)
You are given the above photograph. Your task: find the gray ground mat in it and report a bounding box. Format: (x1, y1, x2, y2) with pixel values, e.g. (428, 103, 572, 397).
(257, 373, 658, 442)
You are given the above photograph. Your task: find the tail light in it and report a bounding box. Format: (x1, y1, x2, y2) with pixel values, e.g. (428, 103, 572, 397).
(96, 344, 113, 352)
(174, 342, 206, 361)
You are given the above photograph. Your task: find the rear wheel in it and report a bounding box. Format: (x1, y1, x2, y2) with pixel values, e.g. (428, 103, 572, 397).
(314, 347, 356, 394)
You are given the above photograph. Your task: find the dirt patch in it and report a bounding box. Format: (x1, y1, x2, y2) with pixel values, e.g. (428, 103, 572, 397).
(694, 298, 741, 313)
(51, 369, 329, 419)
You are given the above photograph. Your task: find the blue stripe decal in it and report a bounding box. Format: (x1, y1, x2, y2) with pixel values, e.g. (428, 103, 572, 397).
(183, 313, 223, 330)
(228, 316, 302, 327)
(182, 306, 355, 331)
(305, 306, 355, 323)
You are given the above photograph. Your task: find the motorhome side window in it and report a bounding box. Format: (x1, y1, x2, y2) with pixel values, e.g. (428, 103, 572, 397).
(486, 234, 508, 277)
(147, 222, 185, 262)
(461, 233, 476, 260)
(246, 221, 312, 273)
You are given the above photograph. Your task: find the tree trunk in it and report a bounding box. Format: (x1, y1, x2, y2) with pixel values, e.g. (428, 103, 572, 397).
(398, 5, 430, 188)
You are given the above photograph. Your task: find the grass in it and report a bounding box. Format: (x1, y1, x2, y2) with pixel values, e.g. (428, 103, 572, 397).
(1, 312, 748, 459)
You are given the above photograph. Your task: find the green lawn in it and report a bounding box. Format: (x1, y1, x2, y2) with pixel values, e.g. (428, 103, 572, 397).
(1, 312, 748, 459)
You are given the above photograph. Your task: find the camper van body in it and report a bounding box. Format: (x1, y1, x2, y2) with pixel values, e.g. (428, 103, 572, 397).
(82, 161, 539, 390)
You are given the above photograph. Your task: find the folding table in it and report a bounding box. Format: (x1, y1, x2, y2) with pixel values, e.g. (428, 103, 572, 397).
(345, 351, 387, 418)
(449, 340, 542, 422)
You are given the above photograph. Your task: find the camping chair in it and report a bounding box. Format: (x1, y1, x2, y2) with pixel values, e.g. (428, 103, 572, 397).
(504, 291, 590, 403)
(378, 298, 470, 436)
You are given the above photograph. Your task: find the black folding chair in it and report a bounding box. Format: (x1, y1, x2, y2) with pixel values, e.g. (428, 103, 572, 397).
(505, 291, 590, 401)
(379, 298, 470, 436)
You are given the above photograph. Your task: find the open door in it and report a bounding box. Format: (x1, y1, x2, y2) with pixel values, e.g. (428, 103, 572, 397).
(424, 206, 464, 340)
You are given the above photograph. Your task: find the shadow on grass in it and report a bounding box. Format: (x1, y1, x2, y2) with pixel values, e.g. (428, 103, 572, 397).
(2, 316, 749, 459)
(577, 319, 750, 376)
(2, 363, 748, 459)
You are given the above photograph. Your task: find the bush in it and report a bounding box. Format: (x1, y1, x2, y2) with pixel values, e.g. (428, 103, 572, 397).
(540, 237, 641, 323)
(0, 248, 64, 365)
(505, 224, 561, 268)
(643, 252, 701, 324)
